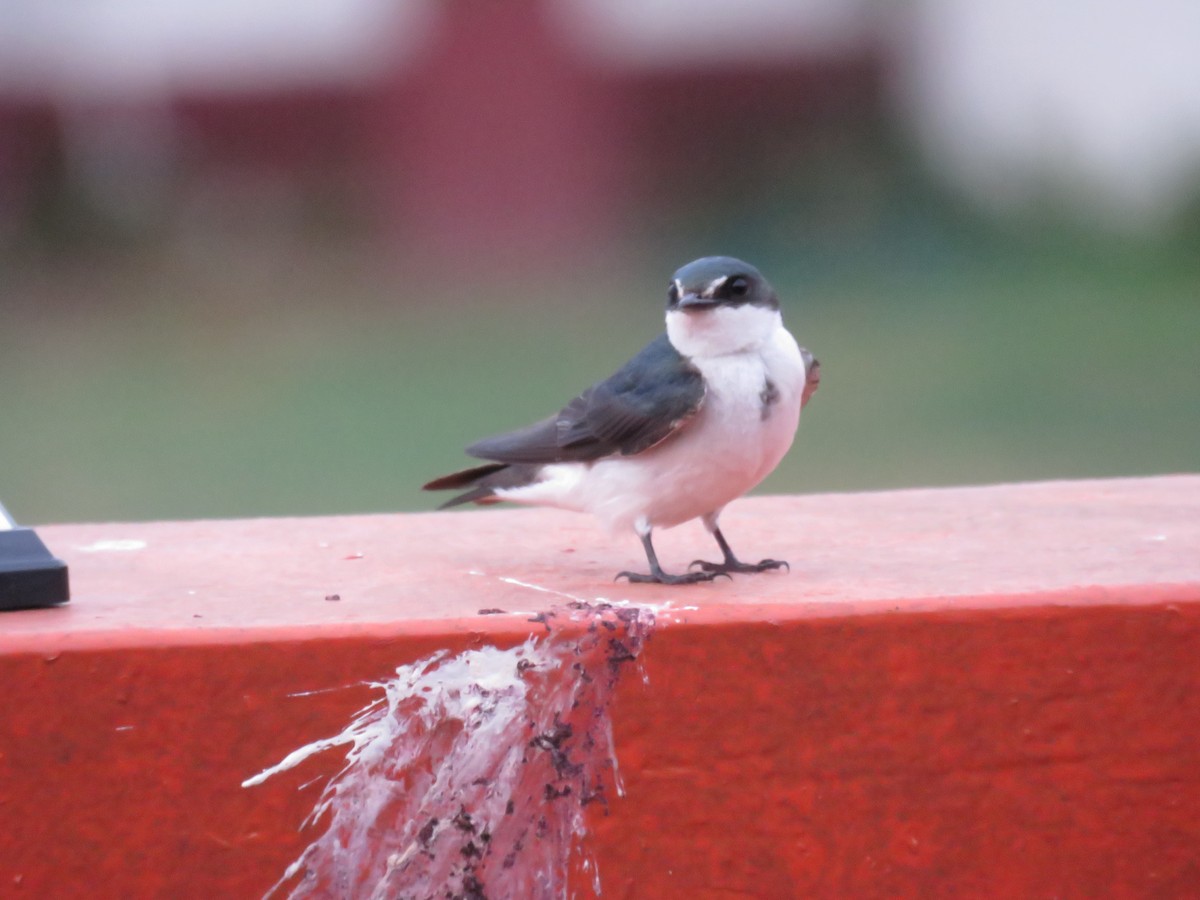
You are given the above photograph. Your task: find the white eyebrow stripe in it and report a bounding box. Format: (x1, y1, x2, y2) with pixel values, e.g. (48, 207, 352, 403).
(703, 276, 727, 298)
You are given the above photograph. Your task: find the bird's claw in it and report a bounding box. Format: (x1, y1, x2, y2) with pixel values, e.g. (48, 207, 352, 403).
(688, 558, 790, 575)
(615, 569, 730, 585)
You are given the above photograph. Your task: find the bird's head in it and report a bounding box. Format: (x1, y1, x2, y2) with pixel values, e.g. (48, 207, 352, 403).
(665, 256, 782, 358)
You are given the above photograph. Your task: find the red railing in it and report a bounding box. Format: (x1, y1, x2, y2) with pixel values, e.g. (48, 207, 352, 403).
(2, 476, 1198, 897)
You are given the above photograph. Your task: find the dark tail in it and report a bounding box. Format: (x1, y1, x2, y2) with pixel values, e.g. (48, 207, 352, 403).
(422, 463, 540, 509)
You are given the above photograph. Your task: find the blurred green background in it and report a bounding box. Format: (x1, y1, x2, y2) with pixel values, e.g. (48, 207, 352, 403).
(5, 197, 1197, 525)
(2, 3, 1198, 525)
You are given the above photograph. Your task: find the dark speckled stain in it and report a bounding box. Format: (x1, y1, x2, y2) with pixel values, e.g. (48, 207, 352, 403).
(759, 378, 780, 420)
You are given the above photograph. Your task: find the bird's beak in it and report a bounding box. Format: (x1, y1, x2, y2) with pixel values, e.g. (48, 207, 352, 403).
(676, 292, 716, 310)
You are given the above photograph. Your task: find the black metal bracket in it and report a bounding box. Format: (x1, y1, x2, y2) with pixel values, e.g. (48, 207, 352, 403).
(0, 502, 70, 611)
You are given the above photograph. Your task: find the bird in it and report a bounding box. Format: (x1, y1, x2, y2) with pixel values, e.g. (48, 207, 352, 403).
(423, 256, 821, 585)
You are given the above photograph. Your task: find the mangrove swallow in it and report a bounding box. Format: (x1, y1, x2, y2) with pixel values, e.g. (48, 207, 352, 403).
(424, 256, 821, 585)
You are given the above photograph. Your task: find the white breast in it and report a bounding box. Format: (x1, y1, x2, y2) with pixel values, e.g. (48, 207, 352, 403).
(504, 314, 809, 534)
(633, 321, 806, 525)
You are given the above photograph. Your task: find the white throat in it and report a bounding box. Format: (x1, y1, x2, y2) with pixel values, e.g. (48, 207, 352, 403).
(665, 304, 782, 359)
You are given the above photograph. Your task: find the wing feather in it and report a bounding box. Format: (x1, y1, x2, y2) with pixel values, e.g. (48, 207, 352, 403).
(800, 348, 820, 409)
(466, 334, 705, 464)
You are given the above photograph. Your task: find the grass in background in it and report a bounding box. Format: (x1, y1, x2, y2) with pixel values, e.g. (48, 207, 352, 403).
(2, 217, 1198, 525)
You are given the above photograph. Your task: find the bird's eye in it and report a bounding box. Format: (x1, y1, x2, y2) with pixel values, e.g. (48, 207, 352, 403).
(667, 282, 680, 305)
(727, 276, 750, 298)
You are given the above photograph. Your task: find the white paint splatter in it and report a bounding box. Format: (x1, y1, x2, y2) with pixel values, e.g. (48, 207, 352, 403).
(246, 602, 655, 899)
(608, 597, 700, 614)
(494, 577, 699, 616)
(497, 576, 591, 605)
(77, 539, 146, 553)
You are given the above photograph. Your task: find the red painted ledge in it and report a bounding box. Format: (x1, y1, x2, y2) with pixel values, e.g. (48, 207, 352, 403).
(2, 475, 1199, 897)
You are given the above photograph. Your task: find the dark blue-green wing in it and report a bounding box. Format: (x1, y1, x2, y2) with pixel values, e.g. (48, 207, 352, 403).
(466, 334, 705, 464)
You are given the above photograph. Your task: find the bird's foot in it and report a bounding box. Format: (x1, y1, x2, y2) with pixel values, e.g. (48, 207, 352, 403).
(689, 558, 790, 576)
(615, 569, 730, 585)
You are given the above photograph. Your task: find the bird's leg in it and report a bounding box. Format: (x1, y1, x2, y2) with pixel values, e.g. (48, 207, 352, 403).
(617, 530, 727, 585)
(690, 520, 789, 576)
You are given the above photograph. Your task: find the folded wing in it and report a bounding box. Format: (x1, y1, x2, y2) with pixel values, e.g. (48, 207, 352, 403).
(800, 348, 820, 409)
(466, 334, 706, 464)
